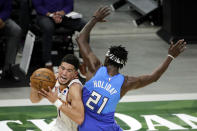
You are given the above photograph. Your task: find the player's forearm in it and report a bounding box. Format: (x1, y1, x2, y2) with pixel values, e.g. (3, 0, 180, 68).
(151, 56, 173, 82)
(149, 39, 186, 83)
(78, 17, 97, 44)
(60, 103, 84, 125)
(135, 56, 172, 89)
(76, 17, 97, 57)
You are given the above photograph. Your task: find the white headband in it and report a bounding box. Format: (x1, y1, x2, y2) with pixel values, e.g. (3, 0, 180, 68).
(106, 50, 124, 64)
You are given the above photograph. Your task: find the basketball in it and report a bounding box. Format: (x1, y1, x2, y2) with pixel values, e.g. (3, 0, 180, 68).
(30, 68, 56, 91)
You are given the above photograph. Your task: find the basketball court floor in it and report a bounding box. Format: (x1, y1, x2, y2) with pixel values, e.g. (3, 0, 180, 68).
(0, 0, 197, 130)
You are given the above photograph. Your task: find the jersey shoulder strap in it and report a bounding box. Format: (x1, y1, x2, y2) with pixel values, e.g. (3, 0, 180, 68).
(68, 79, 83, 88)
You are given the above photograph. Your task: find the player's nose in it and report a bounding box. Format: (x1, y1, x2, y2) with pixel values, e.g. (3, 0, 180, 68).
(62, 69, 68, 75)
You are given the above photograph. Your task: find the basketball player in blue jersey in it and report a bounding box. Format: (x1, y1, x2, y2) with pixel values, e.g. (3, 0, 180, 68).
(76, 6, 187, 131)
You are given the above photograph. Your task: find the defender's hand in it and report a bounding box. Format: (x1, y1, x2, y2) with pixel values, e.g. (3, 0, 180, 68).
(168, 39, 186, 58)
(93, 6, 111, 22)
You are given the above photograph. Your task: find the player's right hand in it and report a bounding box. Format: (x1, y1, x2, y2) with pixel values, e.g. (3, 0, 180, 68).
(29, 83, 40, 92)
(168, 39, 187, 58)
(29, 83, 35, 89)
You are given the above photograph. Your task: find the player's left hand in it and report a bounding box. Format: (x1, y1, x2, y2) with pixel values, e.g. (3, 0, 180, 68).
(38, 87, 58, 103)
(93, 6, 111, 22)
(168, 39, 187, 58)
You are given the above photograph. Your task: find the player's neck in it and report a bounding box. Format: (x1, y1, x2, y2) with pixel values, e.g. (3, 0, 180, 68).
(59, 85, 67, 91)
(107, 65, 119, 77)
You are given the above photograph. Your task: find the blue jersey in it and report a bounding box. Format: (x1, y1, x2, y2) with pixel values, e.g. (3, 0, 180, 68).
(78, 66, 124, 131)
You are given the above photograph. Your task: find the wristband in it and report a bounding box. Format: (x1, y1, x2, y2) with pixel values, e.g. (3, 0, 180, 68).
(168, 54, 175, 60)
(54, 99, 63, 109)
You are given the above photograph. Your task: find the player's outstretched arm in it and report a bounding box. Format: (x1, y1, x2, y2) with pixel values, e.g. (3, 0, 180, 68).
(76, 6, 111, 75)
(123, 39, 187, 93)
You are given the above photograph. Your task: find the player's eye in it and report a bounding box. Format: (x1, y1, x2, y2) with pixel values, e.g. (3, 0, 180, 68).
(67, 69, 72, 72)
(60, 66, 65, 70)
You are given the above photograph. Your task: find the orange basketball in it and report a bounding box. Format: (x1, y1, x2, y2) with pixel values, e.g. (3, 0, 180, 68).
(30, 68, 56, 91)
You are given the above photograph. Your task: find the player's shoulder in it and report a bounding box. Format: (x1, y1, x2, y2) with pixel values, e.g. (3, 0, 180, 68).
(68, 79, 82, 86)
(68, 79, 83, 97)
(68, 79, 83, 90)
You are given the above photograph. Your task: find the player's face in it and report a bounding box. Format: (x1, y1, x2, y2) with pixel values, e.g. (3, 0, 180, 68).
(58, 62, 78, 85)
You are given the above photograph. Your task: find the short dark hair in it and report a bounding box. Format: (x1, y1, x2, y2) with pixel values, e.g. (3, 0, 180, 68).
(61, 54, 79, 70)
(105, 45, 128, 69)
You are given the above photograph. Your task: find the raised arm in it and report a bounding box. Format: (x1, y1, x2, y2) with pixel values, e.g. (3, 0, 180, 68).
(76, 7, 111, 75)
(121, 39, 187, 96)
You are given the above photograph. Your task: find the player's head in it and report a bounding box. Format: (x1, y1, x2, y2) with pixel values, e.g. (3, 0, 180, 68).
(104, 45, 128, 69)
(58, 54, 79, 85)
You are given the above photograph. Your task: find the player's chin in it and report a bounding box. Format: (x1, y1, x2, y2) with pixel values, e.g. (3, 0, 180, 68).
(58, 77, 68, 85)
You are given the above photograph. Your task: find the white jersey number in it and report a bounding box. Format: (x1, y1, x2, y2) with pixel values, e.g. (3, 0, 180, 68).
(86, 91, 108, 114)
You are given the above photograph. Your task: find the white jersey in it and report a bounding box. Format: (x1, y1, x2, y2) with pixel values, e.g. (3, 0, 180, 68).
(50, 79, 82, 131)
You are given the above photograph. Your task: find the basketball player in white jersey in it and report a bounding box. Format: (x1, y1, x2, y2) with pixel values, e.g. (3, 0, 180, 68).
(30, 54, 84, 131)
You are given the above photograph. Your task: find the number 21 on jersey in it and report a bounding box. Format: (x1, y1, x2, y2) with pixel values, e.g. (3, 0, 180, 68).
(86, 91, 109, 114)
